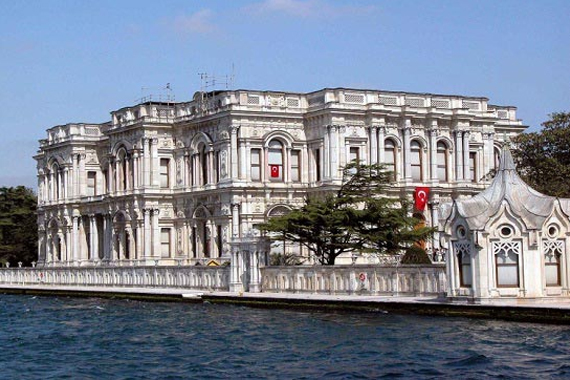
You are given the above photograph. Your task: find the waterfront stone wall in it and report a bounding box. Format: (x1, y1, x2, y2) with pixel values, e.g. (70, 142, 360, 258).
(0, 266, 230, 291)
(260, 264, 446, 296)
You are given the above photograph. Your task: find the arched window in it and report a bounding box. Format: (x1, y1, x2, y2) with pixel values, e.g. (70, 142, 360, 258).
(117, 148, 128, 191)
(268, 140, 283, 181)
(199, 144, 208, 185)
(384, 139, 397, 180)
(436, 141, 448, 182)
(410, 140, 422, 181)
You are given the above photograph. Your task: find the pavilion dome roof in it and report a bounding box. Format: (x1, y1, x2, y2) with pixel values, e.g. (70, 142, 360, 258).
(441, 146, 570, 230)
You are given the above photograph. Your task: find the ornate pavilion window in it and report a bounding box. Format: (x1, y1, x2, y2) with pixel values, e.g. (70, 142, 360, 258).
(384, 139, 397, 180)
(436, 141, 448, 182)
(410, 140, 422, 181)
(268, 139, 283, 181)
(494, 240, 521, 287)
(544, 240, 563, 287)
(454, 241, 472, 287)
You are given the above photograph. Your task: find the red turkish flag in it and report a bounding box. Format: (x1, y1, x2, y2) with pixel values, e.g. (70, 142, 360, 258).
(270, 165, 280, 178)
(414, 187, 430, 211)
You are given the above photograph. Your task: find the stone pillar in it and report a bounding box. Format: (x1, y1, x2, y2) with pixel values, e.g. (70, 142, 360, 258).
(429, 122, 438, 182)
(132, 152, 139, 189)
(455, 130, 463, 181)
(463, 130, 470, 181)
(239, 140, 247, 180)
(229, 249, 242, 292)
(143, 138, 150, 187)
(151, 138, 159, 187)
(152, 208, 160, 259)
(378, 125, 385, 164)
(249, 250, 261, 292)
(323, 126, 330, 179)
(72, 215, 79, 265)
(402, 119, 412, 181)
(330, 125, 338, 179)
(230, 126, 239, 179)
(369, 126, 378, 165)
(231, 203, 240, 238)
(141, 209, 150, 260)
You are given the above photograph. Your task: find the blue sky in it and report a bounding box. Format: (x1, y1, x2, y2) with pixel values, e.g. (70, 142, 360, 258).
(1, 0, 569, 189)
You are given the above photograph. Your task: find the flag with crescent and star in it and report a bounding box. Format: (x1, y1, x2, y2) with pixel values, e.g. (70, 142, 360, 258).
(270, 165, 280, 178)
(414, 187, 430, 211)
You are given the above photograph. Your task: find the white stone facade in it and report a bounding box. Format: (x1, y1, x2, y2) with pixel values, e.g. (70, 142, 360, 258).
(440, 147, 570, 302)
(35, 87, 525, 267)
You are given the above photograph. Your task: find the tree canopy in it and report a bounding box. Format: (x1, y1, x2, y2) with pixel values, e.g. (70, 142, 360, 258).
(512, 112, 570, 197)
(0, 186, 38, 266)
(261, 163, 434, 265)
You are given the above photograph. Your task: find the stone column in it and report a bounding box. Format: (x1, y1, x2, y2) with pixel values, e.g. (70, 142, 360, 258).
(239, 140, 247, 180)
(369, 126, 378, 165)
(429, 122, 438, 182)
(330, 125, 338, 179)
(455, 130, 463, 181)
(230, 126, 239, 179)
(132, 152, 139, 189)
(249, 250, 261, 292)
(402, 119, 412, 181)
(231, 203, 240, 239)
(152, 208, 160, 259)
(378, 125, 386, 164)
(72, 215, 79, 265)
(463, 130, 470, 181)
(143, 209, 151, 260)
(151, 138, 159, 187)
(323, 126, 330, 179)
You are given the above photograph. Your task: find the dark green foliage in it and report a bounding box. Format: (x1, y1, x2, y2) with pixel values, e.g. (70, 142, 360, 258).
(400, 245, 432, 265)
(512, 112, 570, 197)
(0, 186, 38, 266)
(261, 163, 435, 265)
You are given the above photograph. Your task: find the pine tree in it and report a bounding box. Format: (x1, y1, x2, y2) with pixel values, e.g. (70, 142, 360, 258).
(0, 186, 38, 266)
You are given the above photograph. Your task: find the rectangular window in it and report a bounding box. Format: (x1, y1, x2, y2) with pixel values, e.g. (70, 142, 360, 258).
(161, 228, 171, 258)
(192, 226, 197, 258)
(495, 244, 520, 287)
(251, 148, 261, 181)
(160, 158, 170, 188)
(217, 225, 223, 258)
(545, 243, 563, 287)
(469, 152, 477, 183)
(87, 171, 97, 196)
(291, 150, 300, 182)
(437, 150, 447, 182)
(349, 147, 360, 164)
(102, 169, 108, 193)
(215, 151, 220, 183)
(459, 253, 472, 287)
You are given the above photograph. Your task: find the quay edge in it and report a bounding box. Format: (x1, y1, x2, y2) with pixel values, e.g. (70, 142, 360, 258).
(3, 286, 570, 325)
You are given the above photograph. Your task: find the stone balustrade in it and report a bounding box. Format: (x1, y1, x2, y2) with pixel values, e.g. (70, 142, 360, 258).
(0, 265, 230, 291)
(261, 264, 446, 296)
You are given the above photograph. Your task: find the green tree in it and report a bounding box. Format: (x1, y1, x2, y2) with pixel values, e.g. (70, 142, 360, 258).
(261, 194, 355, 265)
(340, 162, 434, 255)
(261, 163, 434, 265)
(0, 186, 38, 266)
(512, 112, 570, 197)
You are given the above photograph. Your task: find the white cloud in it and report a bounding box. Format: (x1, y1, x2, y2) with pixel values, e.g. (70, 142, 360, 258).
(171, 9, 217, 35)
(248, 0, 376, 19)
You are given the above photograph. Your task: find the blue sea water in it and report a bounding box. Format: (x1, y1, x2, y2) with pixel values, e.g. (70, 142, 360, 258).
(1, 295, 570, 379)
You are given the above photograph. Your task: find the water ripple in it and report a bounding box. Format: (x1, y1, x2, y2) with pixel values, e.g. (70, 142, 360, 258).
(2, 295, 570, 379)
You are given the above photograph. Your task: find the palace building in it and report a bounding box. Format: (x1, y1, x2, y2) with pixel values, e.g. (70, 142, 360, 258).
(34, 87, 526, 267)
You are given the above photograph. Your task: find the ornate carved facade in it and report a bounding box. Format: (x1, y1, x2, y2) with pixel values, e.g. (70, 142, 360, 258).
(35, 87, 525, 267)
